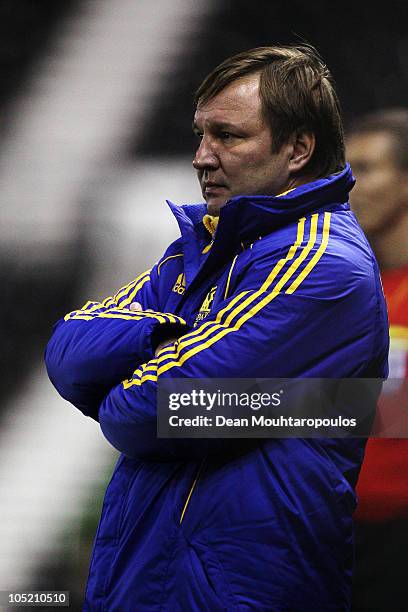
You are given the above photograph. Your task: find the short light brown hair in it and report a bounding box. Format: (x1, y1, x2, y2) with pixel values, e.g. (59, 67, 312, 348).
(195, 44, 345, 178)
(347, 108, 408, 171)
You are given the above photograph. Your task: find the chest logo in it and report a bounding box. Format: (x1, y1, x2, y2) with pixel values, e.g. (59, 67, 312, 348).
(195, 285, 217, 325)
(172, 273, 186, 295)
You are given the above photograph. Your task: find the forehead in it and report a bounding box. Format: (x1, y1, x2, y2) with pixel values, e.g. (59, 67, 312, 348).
(348, 130, 397, 165)
(194, 73, 263, 127)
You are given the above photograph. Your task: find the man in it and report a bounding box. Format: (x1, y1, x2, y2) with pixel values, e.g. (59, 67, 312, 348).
(45, 45, 388, 611)
(347, 109, 408, 611)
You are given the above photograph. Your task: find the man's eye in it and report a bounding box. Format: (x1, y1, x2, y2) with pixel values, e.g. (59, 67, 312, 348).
(220, 131, 233, 140)
(194, 132, 203, 140)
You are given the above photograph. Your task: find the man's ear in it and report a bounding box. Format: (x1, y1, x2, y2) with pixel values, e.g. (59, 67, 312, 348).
(288, 131, 316, 174)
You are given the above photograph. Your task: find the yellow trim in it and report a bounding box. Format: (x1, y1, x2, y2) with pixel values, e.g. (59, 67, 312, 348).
(179, 458, 206, 524)
(123, 367, 143, 388)
(202, 241, 213, 254)
(123, 360, 159, 389)
(68, 311, 163, 324)
(157, 254, 183, 276)
(82, 297, 116, 312)
(224, 255, 238, 299)
(156, 341, 181, 358)
(286, 213, 331, 294)
(65, 295, 116, 319)
(115, 270, 151, 302)
(66, 313, 142, 322)
(99, 312, 167, 324)
(276, 187, 296, 197)
(123, 373, 158, 388)
(139, 374, 159, 384)
(66, 309, 183, 326)
(119, 274, 151, 308)
(64, 313, 92, 321)
(258, 216, 306, 293)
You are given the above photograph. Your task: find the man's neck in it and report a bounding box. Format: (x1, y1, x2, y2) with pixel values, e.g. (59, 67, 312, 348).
(370, 213, 408, 270)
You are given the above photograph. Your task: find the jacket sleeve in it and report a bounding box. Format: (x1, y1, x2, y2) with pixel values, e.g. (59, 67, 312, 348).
(99, 216, 385, 460)
(45, 261, 188, 420)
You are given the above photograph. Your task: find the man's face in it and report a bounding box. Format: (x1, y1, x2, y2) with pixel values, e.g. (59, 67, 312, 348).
(347, 130, 408, 237)
(192, 73, 294, 216)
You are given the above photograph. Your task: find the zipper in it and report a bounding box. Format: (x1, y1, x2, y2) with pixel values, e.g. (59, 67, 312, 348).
(179, 457, 207, 524)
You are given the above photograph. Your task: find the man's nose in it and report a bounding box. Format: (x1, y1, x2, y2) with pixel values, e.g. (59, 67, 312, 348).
(192, 136, 219, 170)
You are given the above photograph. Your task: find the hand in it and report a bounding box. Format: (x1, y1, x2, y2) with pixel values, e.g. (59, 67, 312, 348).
(130, 302, 180, 356)
(155, 337, 178, 356)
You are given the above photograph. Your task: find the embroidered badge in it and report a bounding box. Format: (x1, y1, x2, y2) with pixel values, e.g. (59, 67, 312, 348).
(195, 285, 217, 325)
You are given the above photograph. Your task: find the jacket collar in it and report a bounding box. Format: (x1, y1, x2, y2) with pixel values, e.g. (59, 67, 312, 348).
(167, 164, 355, 285)
(215, 163, 354, 245)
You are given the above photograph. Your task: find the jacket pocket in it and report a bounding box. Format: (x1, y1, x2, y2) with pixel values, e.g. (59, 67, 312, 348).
(98, 456, 140, 543)
(188, 541, 240, 612)
(84, 456, 141, 606)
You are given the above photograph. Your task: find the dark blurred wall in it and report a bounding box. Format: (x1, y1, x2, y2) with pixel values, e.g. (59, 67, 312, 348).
(0, 0, 80, 139)
(130, 0, 408, 157)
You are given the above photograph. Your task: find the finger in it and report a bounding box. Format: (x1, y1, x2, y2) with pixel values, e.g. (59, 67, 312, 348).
(129, 302, 143, 312)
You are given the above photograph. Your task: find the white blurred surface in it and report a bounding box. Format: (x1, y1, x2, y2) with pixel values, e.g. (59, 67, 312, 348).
(0, 365, 115, 590)
(0, 0, 210, 262)
(85, 158, 201, 297)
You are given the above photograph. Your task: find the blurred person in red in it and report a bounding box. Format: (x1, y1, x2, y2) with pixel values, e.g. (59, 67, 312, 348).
(347, 108, 408, 611)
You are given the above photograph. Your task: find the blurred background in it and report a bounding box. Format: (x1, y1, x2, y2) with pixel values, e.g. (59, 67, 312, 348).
(0, 0, 407, 609)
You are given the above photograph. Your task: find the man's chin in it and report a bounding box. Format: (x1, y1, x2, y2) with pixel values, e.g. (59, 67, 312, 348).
(205, 197, 229, 217)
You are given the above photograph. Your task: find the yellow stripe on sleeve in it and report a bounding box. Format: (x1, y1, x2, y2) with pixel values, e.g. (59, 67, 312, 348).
(64, 313, 93, 321)
(123, 360, 159, 389)
(65, 308, 185, 326)
(99, 312, 168, 324)
(156, 291, 252, 362)
(114, 270, 151, 302)
(82, 296, 117, 313)
(66, 270, 152, 320)
(119, 274, 152, 308)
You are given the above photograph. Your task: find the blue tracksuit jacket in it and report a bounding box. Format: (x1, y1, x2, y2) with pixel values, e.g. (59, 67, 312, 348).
(45, 164, 389, 611)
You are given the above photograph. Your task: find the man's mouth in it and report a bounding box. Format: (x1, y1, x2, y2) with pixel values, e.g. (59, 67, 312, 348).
(203, 182, 226, 195)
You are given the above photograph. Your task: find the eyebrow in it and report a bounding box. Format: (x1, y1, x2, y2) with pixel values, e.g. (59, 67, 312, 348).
(192, 120, 240, 133)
